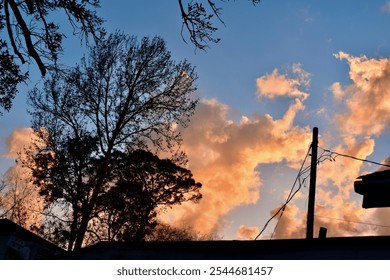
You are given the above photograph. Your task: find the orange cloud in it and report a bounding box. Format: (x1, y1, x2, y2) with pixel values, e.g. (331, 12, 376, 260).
(236, 225, 260, 240)
(332, 51, 390, 136)
(1, 128, 43, 230)
(161, 96, 312, 235)
(268, 204, 306, 239)
(3, 127, 35, 158)
(255, 52, 390, 240)
(265, 191, 374, 239)
(268, 52, 390, 239)
(256, 63, 310, 101)
(316, 136, 375, 199)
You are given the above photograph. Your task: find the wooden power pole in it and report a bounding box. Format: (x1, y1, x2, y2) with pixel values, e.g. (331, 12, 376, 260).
(306, 127, 318, 239)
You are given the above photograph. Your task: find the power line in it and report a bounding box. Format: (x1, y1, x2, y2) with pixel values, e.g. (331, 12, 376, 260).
(315, 214, 390, 229)
(318, 147, 390, 169)
(255, 145, 390, 240)
(255, 145, 311, 240)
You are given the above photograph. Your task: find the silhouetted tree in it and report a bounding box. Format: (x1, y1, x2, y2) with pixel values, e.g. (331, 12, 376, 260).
(145, 223, 198, 241)
(145, 223, 219, 241)
(89, 149, 201, 243)
(0, 0, 103, 113)
(22, 32, 199, 251)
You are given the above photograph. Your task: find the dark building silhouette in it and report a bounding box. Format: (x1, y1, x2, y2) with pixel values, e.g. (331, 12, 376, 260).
(355, 169, 390, 208)
(57, 237, 390, 259)
(0, 219, 64, 259)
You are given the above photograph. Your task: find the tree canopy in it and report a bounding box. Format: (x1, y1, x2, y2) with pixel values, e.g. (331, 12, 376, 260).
(23, 32, 201, 251)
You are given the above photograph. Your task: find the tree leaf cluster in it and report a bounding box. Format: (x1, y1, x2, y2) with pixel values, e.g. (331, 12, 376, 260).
(92, 149, 202, 243)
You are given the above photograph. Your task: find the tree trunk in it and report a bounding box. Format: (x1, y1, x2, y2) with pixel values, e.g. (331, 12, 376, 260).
(67, 206, 79, 251)
(72, 151, 112, 251)
(133, 209, 152, 242)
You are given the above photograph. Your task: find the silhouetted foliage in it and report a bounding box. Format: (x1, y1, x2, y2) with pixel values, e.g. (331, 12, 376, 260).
(91, 150, 201, 243)
(178, 0, 261, 50)
(22, 32, 199, 251)
(0, 0, 103, 112)
(146, 223, 198, 241)
(146, 223, 217, 241)
(0, 40, 27, 112)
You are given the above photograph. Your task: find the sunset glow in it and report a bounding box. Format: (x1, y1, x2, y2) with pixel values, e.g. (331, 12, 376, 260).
(2, 0, 390, 242)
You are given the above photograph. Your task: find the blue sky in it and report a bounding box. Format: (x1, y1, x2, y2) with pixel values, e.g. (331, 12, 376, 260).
(2, 0, 390, 240)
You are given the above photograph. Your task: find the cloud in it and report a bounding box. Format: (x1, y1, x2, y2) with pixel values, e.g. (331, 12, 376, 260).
(316, 136, 375, 199)
(163, 58, 390, 239)
(256, 63, 310, 101)
(332, 51, 390, 136)
(235, 225, 259, 240)
(266, 190, 374, 239)
(268, 52, 390, 240)
(256, 52, 390, 240)
(3, 127, 35, 158)
(378, 156, 390, 171)
(329, 82, 344, 101)
(161, 96, 312, 235)
(269, 204, 306, 239)
(161, 53, 390, 240)
(1, 128, 43, 230)
(312, 52, 390, 238)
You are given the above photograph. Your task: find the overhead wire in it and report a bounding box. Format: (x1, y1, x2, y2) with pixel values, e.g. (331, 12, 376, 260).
(255, 142, 390, 241)
(255, 143, 340, 240)
(315, 214, 390, 230)
(318, 147, 390, 169)
(254, 144, 311, 240)
(270, 169, 311, 239)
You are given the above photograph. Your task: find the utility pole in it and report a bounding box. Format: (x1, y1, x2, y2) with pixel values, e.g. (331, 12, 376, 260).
(306, 127, 318, 239)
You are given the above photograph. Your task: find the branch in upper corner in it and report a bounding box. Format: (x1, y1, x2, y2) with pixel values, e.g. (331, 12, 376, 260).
(178, 0, 261, 51)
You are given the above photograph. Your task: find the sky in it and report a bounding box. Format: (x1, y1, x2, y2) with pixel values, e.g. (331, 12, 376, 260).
(2, 0, 390, 240)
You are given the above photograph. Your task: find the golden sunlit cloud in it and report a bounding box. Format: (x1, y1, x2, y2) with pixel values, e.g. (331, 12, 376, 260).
(252, 52, 390, 240)
(256, 63, 310, 101)
(162, 94, 312, 235)
(1, 127, 43, 229)
(332, 51, 390, 136)
(3, 127, 35, 158)
(236, 225, 260, 240)
(269, 204, 306, 239)
(275, 51, 390, 239)
(317, 136, 375, 199)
